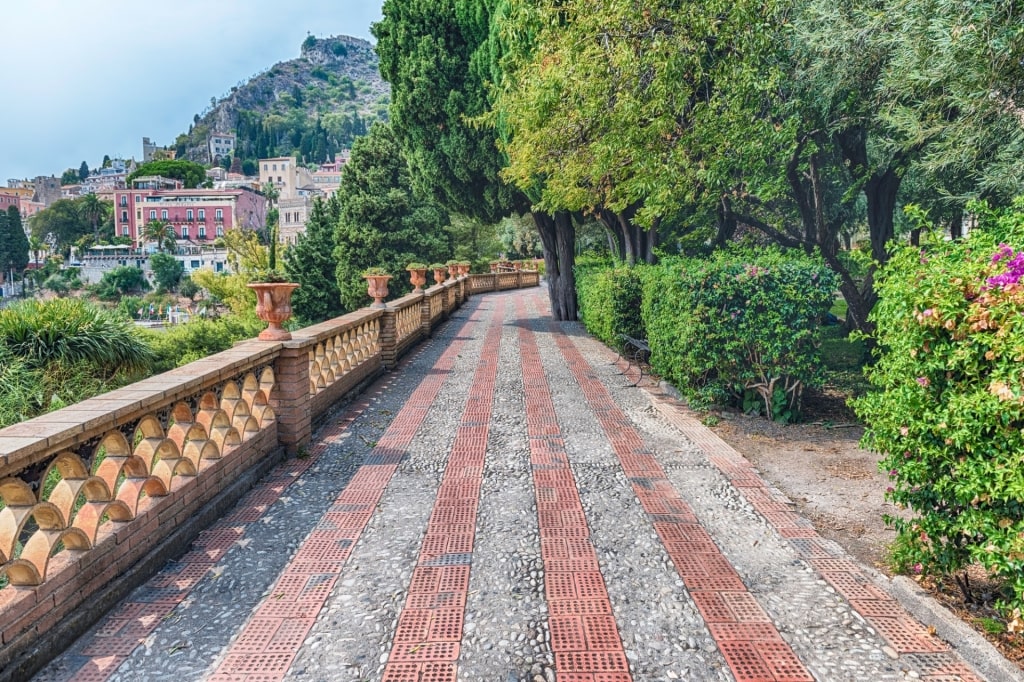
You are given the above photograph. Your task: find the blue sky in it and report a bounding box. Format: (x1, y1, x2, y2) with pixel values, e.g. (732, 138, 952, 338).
(0, 1, 383, 182)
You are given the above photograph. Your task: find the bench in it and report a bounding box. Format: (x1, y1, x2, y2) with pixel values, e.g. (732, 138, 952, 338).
(617, 334, 651, 386)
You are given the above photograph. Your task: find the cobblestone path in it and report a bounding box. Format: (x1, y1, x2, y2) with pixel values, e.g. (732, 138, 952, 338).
(36, 288, 992, 682)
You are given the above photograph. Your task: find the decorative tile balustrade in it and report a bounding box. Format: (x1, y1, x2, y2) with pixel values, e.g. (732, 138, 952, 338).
(429, 288, 444, 322)
(0, 366, 276, 587)
(309, 319, 380, 397)
(395, 297, 422, 346)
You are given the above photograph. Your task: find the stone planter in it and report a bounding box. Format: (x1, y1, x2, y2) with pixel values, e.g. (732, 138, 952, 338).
(364, 274, 392, 308)
(458, 264, 470, 277)
(248, 282, 300, 341)
(407, 268, 428, 293)
(433, 268, 447, 285)
(447, 265, 459, 280)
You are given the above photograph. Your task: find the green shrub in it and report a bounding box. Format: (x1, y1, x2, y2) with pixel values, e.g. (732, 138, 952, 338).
(143, 312, 264, 373)
(575, 260, 643, 350)
(0, 301, 153, 428)
(853, 199, 1024, 616)
(91, 265, 149, 301)
(641, 247, 836, 421)
(0, 298, 154, 373)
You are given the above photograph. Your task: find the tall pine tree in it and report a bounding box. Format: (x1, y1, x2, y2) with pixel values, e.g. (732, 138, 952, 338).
(333, 123, 448, 311)
(283, 195, 345, 324)
(0, 207, 29, 285)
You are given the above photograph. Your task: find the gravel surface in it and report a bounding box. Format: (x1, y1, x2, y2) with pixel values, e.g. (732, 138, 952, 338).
(32, 288, 991, 682)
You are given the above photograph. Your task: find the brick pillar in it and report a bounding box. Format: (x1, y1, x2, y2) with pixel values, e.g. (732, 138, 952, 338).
(380, 307, 398, 369)
(441, 283, 452, 317)
(273, 344, 311, 456)
(421, 291, 433, 337)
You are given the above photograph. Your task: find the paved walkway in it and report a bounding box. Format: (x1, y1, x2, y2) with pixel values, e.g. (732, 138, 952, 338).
(36, 288, 999, 682)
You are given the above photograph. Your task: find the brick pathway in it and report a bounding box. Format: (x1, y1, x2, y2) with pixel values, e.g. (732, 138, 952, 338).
(36, 288, 996, 682)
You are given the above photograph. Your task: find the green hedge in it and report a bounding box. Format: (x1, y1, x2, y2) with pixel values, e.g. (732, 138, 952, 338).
(853, 199, 1024, 616)
(641, 247, 836, 421)
(575, 248, 836, 422)
(575, 257, 643, 350)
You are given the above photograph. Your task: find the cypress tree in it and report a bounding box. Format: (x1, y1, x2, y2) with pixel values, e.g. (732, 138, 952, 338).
(283, 195, 345, 324)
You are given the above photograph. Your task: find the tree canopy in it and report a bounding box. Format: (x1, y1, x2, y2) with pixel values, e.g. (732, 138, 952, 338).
(0, 206, 29, 281)
(374, 0, 581, 320)
(333, 122, 449, 311)
(284, 194, 345, 324)
(127, 159, 210, 189)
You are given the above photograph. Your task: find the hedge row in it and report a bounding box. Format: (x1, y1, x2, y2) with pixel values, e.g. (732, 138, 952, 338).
(576, 247, 836, 421)
(575, 257, 643, 350)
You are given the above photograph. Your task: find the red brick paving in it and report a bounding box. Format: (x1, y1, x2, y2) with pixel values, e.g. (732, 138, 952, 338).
(380, 297, 506, 682)
(515, 297, 633, 680)
(528, 289, 815, 682)
(209, 303, 495, 681)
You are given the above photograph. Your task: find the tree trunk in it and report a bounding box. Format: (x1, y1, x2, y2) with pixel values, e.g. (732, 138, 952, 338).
(865, 168, 901, 263)
(532, 210, 577, 321)
(596, 209, 626, 261)
(644, 218, 659, 264)
(949, 208, 964, 240)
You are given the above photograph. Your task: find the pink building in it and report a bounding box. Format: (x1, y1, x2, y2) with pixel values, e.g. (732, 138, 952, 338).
(113, 176, 267, 249)
(0, 190, 21, 214)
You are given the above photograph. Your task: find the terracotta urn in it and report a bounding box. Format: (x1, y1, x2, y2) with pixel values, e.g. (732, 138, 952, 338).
(513, 261, 522, 271)
(489, 262, 498, 273)
(433, 268, 447, 285)
(364, 274, 392, 308)
(458, 263, 471, 277)
(408, 268, 428, 293)
(248, 282, 300, 341)
(447, 264, 459, 279)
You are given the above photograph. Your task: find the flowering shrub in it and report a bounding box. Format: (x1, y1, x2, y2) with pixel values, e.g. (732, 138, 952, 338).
(640, 247, 836, 421)
(854, 199, 1024, 616)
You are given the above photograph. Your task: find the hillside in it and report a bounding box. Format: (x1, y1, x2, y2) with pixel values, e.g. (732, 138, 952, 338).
(173, 35, 389, 167)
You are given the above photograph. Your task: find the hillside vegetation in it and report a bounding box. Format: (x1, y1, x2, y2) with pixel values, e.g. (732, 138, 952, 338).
(174, 35, 390, 166)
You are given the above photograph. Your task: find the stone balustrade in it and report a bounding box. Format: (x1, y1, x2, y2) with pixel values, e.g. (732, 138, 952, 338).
(0, 269, 540, 679)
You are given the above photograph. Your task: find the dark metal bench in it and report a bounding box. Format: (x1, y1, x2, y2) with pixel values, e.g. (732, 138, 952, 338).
(617, 334, 651, 386)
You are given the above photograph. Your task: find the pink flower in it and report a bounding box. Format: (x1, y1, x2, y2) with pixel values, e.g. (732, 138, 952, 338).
(912, 563, 923, 574)
(916, 377, 930, 387)
(889, 469, 899, 477)
(886, 486, 895, 493)
(900, 426, 909, 436)
(922, 309, 934, 318)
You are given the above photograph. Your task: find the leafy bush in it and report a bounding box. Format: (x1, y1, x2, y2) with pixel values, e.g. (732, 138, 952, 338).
(150, 252, 184, 292)
(115, 295, 145, 320)
(575, 260, 643, 350)
(92, 266, 150, 301)
(853, 199, 1024, 616)
(143, 312, 264, 373)
(0, 300, 154, 428)
(0, 298, 153, 373)
(641, 247, 836, 421)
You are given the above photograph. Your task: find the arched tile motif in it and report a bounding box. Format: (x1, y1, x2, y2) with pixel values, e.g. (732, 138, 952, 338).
(396, 302, 421, 345)
(0, 364, 280, 586)
(308, 319, 381, 397)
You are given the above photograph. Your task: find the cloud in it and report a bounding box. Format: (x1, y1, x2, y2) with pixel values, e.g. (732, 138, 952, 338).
(0, 1, 383, 180)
